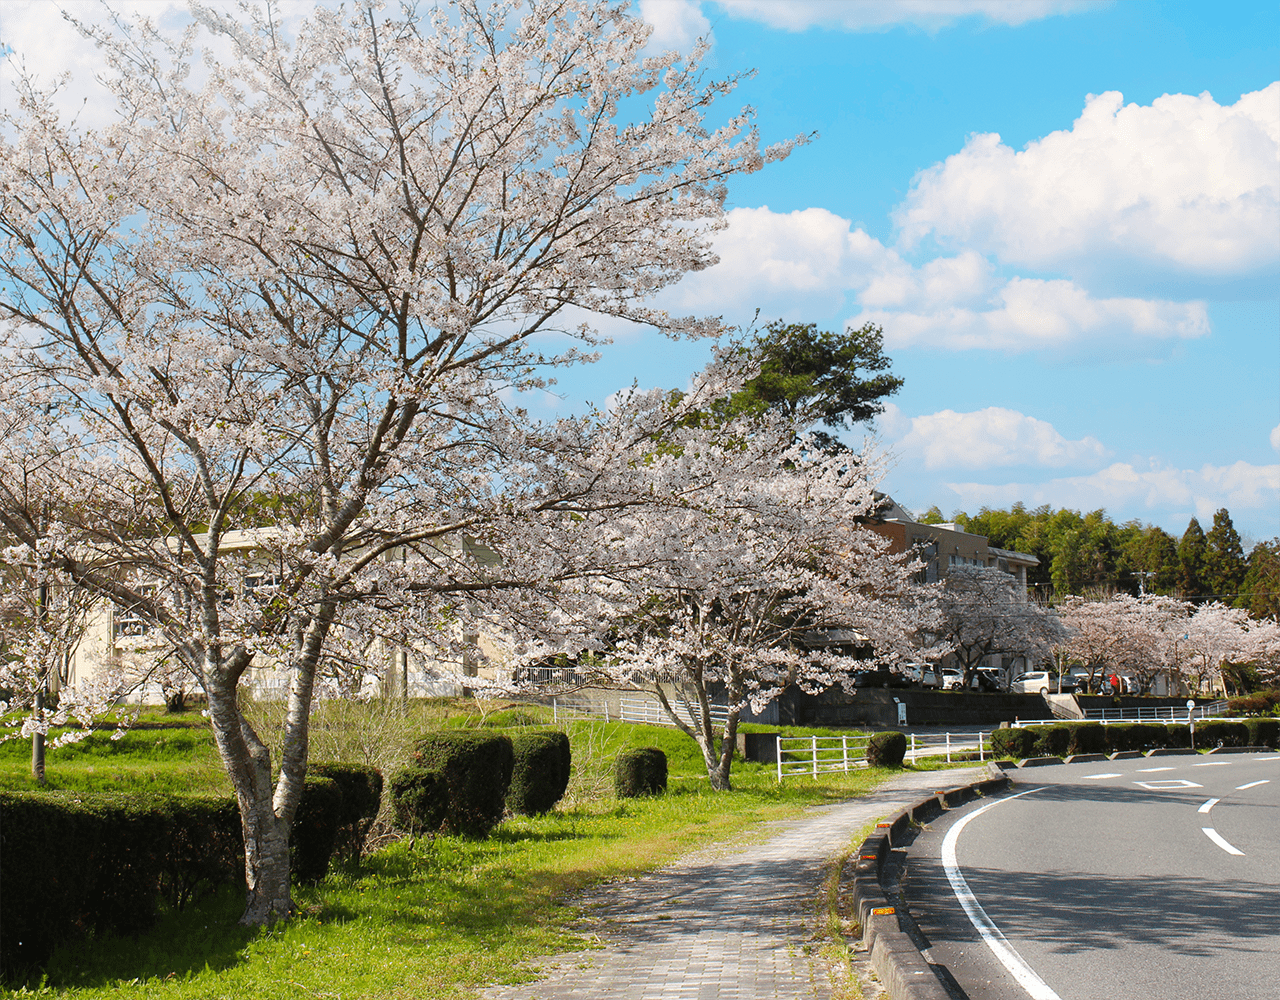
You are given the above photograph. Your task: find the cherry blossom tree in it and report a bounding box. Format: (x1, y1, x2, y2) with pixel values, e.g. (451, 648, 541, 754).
(496, 382, 934, 791)
(935, 565, 1067, 687)
(0, 1, 801, 924)
(1180, 601, 1280, 694)
(1056, 593, 1187, 693)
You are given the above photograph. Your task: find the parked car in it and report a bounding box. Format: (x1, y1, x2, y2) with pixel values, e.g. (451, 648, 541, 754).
(1010, 670, 1055, 696)
(971, 668, 1002, 693)
(939, 668, 965, 690)
(904, 662, 941, 688)
(850, 669, 912, 689)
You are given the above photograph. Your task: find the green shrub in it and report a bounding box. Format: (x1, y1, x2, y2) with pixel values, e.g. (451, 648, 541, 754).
(1245, 718, 1280, 748)
(290, 775, 344, 883)
(0, 792, 169, 969)
(866, 730, 907, 768)
(1065, 722, 1107, 755)
(1165, 723, 1192, 748)
(1031, 724, 1070, 757)
(1195, 720, 1249, 748)
(388, 765, 448, 836)
(614, 747, 668, 797)
(991, 727, 1036, 758)
(392, 731, 514, 837)
(1133, 724, 1171, 751)
(507, 731, 572, 816)
(1104, 723, 1144, 753)
(156, 795, 243, 909)
(310, 762, 383, 861)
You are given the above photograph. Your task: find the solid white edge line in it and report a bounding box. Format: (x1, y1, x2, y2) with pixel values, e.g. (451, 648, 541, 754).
(1201, 827, 1245, 856)
(1197, 798, 1219, 814)
(941, 788, 1062, 1000)
(1236, 780, 1270, 790)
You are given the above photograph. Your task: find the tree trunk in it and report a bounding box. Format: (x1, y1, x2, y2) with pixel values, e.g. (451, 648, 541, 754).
(205, 656, 296, 925)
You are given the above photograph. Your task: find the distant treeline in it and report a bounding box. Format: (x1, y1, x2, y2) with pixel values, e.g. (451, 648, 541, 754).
(916, 502, 1279, 617)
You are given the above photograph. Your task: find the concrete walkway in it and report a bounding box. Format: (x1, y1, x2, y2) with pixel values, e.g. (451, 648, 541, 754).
(481, 766, 992, 1000)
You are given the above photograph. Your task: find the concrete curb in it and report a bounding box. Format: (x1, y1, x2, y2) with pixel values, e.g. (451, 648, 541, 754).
(1145, 747, 1198, 756)
(1017, 755, 1064, 767)
(849, 765, 1011, 999)
(1205, 745, 1272, 754)
(1063, 753, 1109, 763)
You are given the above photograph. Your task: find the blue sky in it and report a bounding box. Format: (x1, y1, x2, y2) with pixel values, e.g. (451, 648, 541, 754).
(3, 1, 1276, 543)
(560, 0, 1279, 545)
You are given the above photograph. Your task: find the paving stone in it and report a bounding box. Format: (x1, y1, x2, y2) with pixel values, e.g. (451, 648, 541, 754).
(481, 766, 992, 1000)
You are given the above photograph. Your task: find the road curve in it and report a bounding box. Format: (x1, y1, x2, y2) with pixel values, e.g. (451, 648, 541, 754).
(904, 754, 1280, 1000)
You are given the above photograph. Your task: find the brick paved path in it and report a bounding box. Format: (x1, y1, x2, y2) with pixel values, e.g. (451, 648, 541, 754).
(481, 766, 992, 1000)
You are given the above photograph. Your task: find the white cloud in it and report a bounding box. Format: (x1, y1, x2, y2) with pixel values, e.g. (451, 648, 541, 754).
(895, 84, 1280, 281)
(1272, 423, 1280, 452)
(714, 1, 1091, 32)
(637, 0, 712, 51)
(942, 460, 1280, 526)
(861, 276, 1210, 352)
(666, 206, 1211, 352)
(880, 403, 1110, 471)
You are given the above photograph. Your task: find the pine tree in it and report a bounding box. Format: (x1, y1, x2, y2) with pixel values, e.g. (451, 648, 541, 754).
(1203, 508, 1247, 601)
(1178, 518, 1208, 599)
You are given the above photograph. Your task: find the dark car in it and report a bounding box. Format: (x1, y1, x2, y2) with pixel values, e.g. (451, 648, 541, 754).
(851, 669, 912, 689)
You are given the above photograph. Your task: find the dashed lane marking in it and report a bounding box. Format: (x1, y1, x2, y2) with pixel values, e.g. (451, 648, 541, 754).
(1134, 779, 1203, 790)
(1138, 766, 1175, 772)
(1237, 780, 1270, 790)
(1198, 798, 1219, 813)
(1202, 827, 1245, 856)
(1192, 761, 1235, 767)
(1082, 773, 1122, 779)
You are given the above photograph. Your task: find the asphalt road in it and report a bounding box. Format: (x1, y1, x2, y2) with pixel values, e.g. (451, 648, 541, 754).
(900, 754, 1280, 1000)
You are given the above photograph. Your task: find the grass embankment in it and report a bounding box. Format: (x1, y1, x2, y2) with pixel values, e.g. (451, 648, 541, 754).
(2, 701, 913, 1000)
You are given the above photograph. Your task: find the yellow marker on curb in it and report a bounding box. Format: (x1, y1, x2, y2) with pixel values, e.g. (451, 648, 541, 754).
(870, 907, 896, 915)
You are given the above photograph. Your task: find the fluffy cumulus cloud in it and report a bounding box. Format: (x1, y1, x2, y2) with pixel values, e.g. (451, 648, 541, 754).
(895, 85, 1280, 282)
(636, 0, 712, 51)
(878, 403, 1110, 471)
(1272, 423, 1280, 452)
(942, 460, 1280, 528)
(714, 0, 1090, 32)
(666, 206, 1211, 352)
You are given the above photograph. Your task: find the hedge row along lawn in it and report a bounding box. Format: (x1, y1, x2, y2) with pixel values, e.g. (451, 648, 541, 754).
(2, 700, 923, 999)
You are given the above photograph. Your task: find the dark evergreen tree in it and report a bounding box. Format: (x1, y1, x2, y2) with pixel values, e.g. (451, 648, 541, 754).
(1203, 507, 1247, 601)
(726, 320, 902, 450)
(1241, 539, 1280, 619)
(1177, 517, 1208, 599)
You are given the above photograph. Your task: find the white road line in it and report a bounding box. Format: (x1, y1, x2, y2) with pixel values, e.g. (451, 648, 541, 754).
(1192, 761, 1234, 766)
(1252, 755, 1280, 761)
(1138, 766, 1174, 772)
(1197, 798, 1219, 813)
(1237, 779, 1270, 790)
(1134, 779, 1203, 790)
(1201, 827, 1245, 856)
(942, 788, 1062, 1000)
(1082, 772, 1122, 779)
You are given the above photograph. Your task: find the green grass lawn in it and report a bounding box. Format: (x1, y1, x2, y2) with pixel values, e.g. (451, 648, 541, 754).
(2, 700, 926, 999)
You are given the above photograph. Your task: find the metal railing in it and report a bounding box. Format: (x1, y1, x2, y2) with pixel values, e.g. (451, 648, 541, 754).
(617, 697, 729, 730)
(777, 734, 872, 780)
(1082, 700, 1229, 722)
(777, 730, 989, 780)
(905, 731, 989, 763)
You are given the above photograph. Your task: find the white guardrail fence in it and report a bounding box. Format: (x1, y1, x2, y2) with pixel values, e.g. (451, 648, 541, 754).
(776, 731, 991, 781)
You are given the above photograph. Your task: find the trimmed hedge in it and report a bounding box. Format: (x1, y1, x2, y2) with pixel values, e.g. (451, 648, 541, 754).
(1245, 718, 1280, 748)
(867, 730, 907, 768)
(1066, 722, 1107, 755)
(614, 747, 668, 798)
(0, 792, 226, 970)
(991, 727, 1036, 758)
(1195, 720, 1249, 749)
(1165, 723, 1192, 748)
(391, 731, 514, 838)
(1032, 724, 1071, 758)
(291, 775, 344, 883)
(507, 731, 571, 816)
(309, 762, 383, 862)
(157, 795, 244, 910)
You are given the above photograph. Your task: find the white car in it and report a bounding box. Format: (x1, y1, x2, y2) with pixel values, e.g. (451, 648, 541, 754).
(939, 668, 965, 690)
(1010, 670, 1054, 696)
